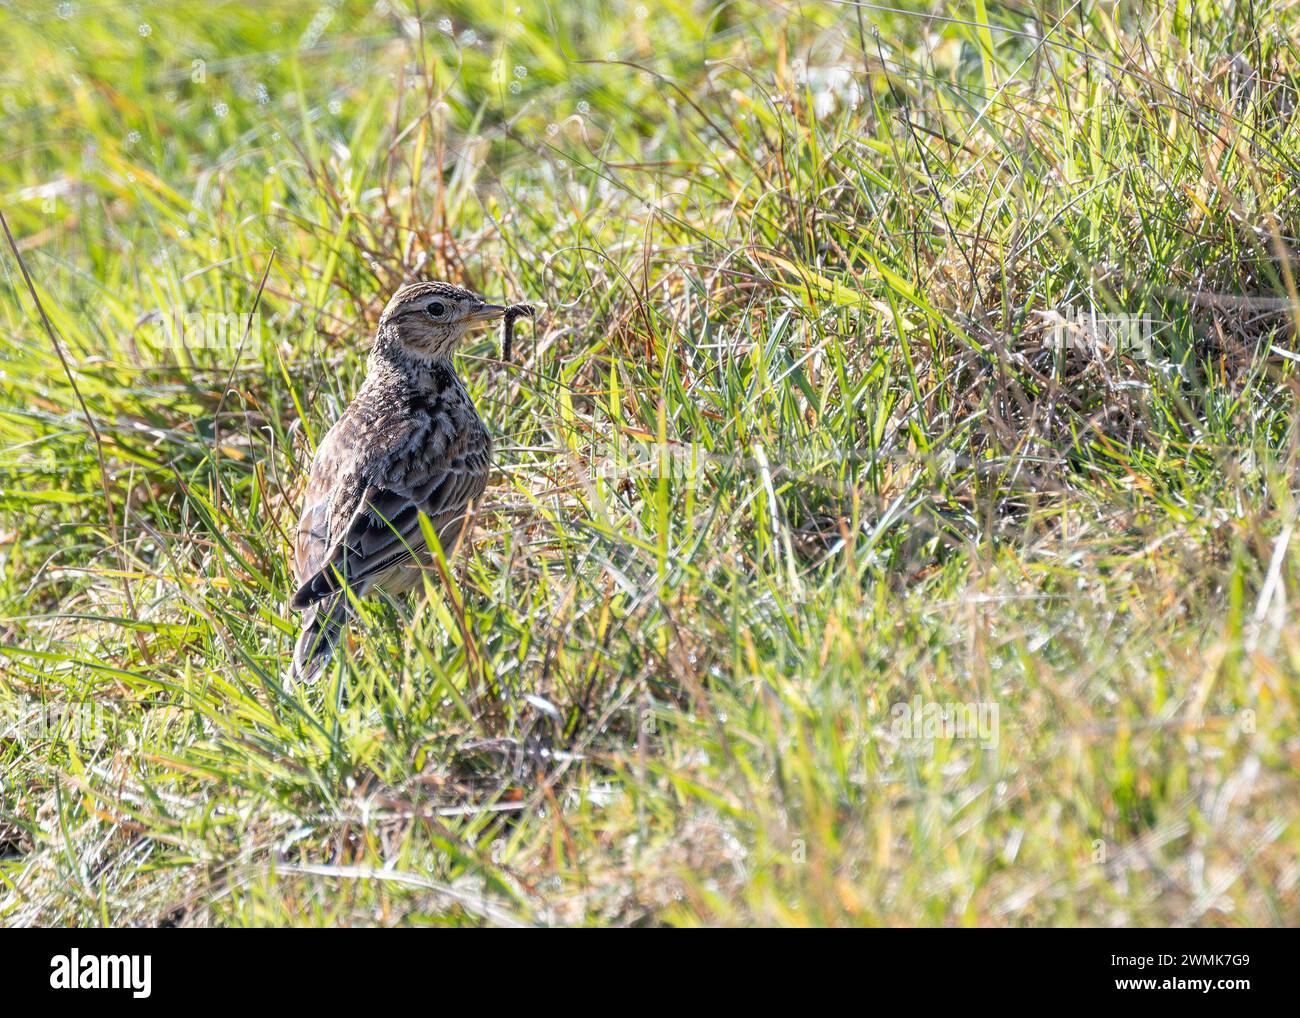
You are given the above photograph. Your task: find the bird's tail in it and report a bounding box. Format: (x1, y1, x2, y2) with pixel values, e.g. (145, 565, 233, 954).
(290, 593, 349, 684)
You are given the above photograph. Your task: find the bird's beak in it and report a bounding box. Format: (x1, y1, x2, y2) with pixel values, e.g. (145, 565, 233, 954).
(468, 304, 506, 324)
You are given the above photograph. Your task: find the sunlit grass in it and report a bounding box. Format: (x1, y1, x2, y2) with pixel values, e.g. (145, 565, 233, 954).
(1, 0, 1297, 926)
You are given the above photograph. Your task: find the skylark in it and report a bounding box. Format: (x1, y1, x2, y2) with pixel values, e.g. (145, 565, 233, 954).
(288, 281, 522, 682)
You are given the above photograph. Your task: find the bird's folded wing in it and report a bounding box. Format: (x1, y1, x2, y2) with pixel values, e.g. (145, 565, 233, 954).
(290, 438, 489, 611)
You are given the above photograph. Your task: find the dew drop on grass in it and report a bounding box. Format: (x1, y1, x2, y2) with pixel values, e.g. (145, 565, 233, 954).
(138, 23, 151, 37)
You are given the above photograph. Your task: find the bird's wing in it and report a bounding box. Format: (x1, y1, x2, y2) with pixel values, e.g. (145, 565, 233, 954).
(292, 417, 364, 590)
(289, 425, 490, 611)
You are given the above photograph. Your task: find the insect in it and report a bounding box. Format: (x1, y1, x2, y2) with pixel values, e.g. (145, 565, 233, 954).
(501, 302, 536, 361)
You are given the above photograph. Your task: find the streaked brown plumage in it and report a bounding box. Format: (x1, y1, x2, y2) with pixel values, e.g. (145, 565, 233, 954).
(288, 281, 504, 682)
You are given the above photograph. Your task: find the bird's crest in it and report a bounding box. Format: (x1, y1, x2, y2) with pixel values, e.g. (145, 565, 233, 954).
(380, 281, 478, 322)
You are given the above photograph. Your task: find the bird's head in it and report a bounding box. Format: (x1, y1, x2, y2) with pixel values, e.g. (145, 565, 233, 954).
(376, 281, 504, 361)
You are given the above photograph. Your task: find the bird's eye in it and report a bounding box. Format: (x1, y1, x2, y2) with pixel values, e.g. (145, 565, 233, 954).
(426, 301, 446, 317)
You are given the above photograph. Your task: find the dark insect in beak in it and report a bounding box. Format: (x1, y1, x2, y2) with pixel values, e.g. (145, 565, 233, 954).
(501, 303, 536, 362)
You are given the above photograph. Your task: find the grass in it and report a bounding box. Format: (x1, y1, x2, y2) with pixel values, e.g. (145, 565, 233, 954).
(0, 0, 1297, 927)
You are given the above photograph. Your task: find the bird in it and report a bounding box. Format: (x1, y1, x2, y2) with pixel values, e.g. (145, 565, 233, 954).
(287, 281, 507, 683)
